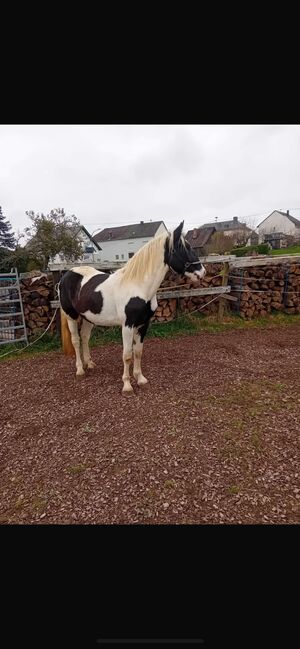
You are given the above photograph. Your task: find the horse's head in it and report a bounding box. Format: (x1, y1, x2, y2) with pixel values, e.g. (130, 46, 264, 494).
(166, 221, 206, 282)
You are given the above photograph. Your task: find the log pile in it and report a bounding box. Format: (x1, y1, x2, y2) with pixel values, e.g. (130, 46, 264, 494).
(284, 263, 300, 314)
(152, 264, 223, 322)
(20, 272, 55, 337)
(229, 263, 300, 318)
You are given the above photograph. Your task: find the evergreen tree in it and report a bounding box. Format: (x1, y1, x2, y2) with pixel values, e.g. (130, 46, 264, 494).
(0, 206, 16, 249)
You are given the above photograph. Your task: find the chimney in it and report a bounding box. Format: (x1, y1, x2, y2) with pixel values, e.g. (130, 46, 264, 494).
(140, 220, 144, 224)
(233, 216, 238, 222)
(192, 228, 198, 239)
(287, 210, 289, 216)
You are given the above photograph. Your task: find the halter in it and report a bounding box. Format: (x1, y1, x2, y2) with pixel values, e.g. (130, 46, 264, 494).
(168, 247, 202, 274)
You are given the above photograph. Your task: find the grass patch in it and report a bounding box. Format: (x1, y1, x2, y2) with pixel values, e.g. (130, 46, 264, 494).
(164, 479, 177, 489)
(1, 312, 300, 362)
(216, 378, 288, 412)
(15, 495, 25, 509)
(67, 464, 87, 474)
(227, 485, 240, 495)
(270, 246, 300, 256)
(250, 431, 264, 451)
(31, 496, 48, 511)
(0, 332, 61, 362)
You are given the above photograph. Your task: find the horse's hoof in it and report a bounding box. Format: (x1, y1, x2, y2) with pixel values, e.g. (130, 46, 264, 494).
(138, 379, 149, 388)
(84, 361, 96, 370)
(122, 385, 134, 396)
(76, 371, 85, 378)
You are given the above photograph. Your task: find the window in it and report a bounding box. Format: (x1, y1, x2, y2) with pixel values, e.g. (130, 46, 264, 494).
(128, 252, 134, 258)
(121, 254, 124, 259)
(115, 254, 119, 260)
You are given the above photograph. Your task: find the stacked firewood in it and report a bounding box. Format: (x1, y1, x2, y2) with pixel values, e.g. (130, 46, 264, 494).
(283, 263, 300, 314)
(152, 264, 223, 322)
(229, 263, 300, 318)
(20, 272, 55, 337)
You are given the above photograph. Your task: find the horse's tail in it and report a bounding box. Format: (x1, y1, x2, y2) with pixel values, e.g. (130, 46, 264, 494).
(60, 309, 75, 357)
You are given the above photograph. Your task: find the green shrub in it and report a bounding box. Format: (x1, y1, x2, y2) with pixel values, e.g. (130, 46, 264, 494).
(231, 246, 253, 257)
(231, 244, 270, 257)
(256, 244, 270, 254)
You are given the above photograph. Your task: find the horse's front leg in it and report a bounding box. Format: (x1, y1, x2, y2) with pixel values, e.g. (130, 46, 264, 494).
(133, 322, 150, 386)
(80, 319, 96, 369)
(121, 325, 134, 393)
(67, 318, 84, 376)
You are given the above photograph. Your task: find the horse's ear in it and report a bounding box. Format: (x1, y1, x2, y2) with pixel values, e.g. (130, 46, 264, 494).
(173, 221, 184, 244)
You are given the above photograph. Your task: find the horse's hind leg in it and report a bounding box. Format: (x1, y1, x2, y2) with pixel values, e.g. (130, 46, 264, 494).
(67, 318, 85, 376)
(133, 324, 149, 386)
(121, 325, 134, 393)
(80, 319, 95, 369)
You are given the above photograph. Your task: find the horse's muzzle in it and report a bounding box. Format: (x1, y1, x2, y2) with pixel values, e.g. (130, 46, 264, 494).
(194, 266, 206, 279)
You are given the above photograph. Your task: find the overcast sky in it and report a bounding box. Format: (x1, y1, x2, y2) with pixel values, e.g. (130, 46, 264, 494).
(1, 124, 300, 239)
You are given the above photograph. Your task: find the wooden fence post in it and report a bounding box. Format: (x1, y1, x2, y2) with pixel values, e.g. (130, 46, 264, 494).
(218, 261, 230, 321)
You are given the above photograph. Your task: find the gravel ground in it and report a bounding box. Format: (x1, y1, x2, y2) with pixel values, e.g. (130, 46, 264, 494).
(0, 324, 299, 524)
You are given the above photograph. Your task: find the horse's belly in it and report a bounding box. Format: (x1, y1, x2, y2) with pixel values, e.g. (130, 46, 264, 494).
(83, 309, 121, 327)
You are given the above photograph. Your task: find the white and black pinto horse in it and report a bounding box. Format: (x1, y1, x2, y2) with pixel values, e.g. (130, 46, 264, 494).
(58, 222, 206, 393)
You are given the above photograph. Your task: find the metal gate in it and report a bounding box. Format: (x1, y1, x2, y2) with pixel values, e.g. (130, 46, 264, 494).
(0, 268, 28, 345)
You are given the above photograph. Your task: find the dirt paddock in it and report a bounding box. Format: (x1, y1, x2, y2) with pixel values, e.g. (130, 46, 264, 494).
(1, 324, 299, 524)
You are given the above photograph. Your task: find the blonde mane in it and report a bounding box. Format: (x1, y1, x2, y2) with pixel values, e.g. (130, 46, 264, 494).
(120, 232, 169, 283)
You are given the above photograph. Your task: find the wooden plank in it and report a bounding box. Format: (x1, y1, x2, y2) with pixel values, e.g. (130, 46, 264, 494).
(231, 254, 300, 268)
(48, 256, 237, 272)
(157, 286, 231, 299)
(221, 293, 238, 302)
(48, 261, 125, 271)
(51, 285, 231, 308)
(198, 255, 236, 263)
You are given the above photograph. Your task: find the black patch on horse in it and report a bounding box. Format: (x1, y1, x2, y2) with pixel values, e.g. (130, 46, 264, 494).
(59, 271, 109, 319)
(125, 297, 154, 341)
(138, 319, 151, 342)
(76, 273, 109, 314)
(59, 270, 83, 320)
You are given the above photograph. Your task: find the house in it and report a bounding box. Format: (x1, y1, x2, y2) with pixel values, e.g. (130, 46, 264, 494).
(50, 225, 102, 265)
(247, 230, 259, 247)
(94, 220, 168, 262)
(185, 226, 216, 256)
(200, 216, 251, 245)
(256, 210, 300, 247)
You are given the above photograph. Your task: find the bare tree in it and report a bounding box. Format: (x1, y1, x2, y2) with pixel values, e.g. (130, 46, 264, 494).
(204, 232, 235, 255)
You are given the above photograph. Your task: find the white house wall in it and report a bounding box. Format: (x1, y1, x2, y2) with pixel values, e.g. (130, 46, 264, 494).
(257, 212, 296, 242)
(99, 224, 167, 262)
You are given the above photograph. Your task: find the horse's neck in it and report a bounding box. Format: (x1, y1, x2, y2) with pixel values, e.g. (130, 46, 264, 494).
(142, 261, 168, 299)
